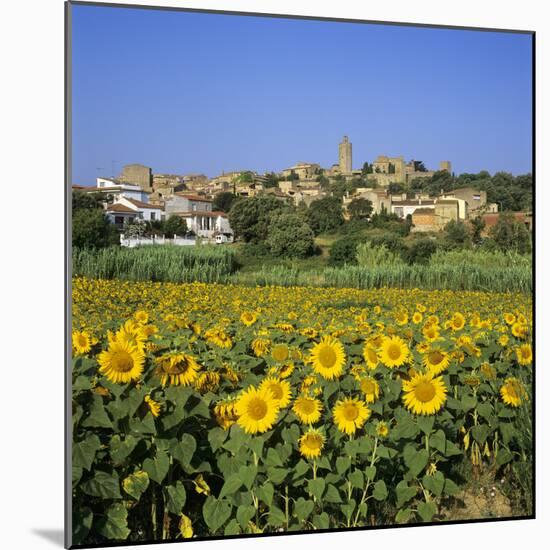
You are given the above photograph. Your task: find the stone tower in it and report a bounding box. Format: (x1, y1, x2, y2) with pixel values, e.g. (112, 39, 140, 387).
(439, 160, 452, 174)
(338, 135, 352, 174)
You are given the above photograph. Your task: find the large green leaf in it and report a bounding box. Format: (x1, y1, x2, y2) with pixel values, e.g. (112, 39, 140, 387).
(396, 480, 417, 507)
(349, 469, 364, 490)
(81, 471, 121, 499)
(336, 456, 351, 474)
(203, 496, 233, 533)
(208, 427, 227, 452)
(312, 512, 330, 529)
(122, 471, 149, 500)
(307, 478, 326, 501)
(324, 483, 342, 503)
(219, 474, 243, 499)
(238, 464, 257, 490)
(143, 450, 169, 484)
(236, 505, 256, 530)
(81, 394, 113, 429)
(98, 502, 130, 540)
(265, 447, 284, 467)
(404, 447, 429, 478)
(256, 482, 274, 506)
(267, 506, 286, 527)
(372, 479, 388, 501)
(170, 434, 196, 468)
(294, 497, 314, 522)
(165, 481, 187, 514)
(109, 434, 138, 465)
(73, 434, 101, 471)
(422, 472, 445, 497)
(417, 416, 435, 435)
(417, 501, 437, 522)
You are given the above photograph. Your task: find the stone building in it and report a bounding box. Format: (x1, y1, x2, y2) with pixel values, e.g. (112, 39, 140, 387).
(164, 193, 213, 216)
(441, 187, 487, 215)
(338, 136, 352, 174)
(281, 162, 320, 180)
(119, 164, 153, 192)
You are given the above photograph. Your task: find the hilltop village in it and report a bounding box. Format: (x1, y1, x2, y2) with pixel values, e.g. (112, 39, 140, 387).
(73, 136, 530, 244)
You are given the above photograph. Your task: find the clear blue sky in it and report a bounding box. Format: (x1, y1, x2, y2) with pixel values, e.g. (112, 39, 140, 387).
(71, 4, 533, 186)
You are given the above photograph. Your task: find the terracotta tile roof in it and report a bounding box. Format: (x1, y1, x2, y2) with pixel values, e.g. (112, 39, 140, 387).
(171, 211, 227, 218)
(126, 198, 163, 210)
(106, 203, 136, 213)
(174, 193, 213, 202)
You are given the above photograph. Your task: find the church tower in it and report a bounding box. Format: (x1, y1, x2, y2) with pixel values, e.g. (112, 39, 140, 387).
(338, 135, 352, 174)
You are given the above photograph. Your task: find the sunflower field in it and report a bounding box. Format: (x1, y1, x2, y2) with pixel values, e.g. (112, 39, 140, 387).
(71, 277, 533, 545)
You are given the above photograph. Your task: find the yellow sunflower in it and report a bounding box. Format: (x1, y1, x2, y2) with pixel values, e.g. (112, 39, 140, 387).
(240, 311, 258, 326)
(271, 343, 289, 362)
(500, 377, 527, 407)
(359, 377, 380, 404)
(213, 398, 239, 430)
(155, 352, 201, 386)
(235, 386, 280, 434)
(376, 421, 389, 438)
(422, 323, 440, 342)
(251, 337, 271, 357)
(402, 371, 447, 415)
(504, 312, 516, 325)
(292, 395, 323, 424)
(195, 371, 221, 393)
(72, 330, 92, 355)
(134, 310, 149, 324)
(98, 338, 145, 384)
(113, 319, 147, 350)
(511, 322, 528, 339)
(309, 336, 346, 380)
(179, 514, 193, 539)
(259, 377, 292, 408)
(515, 344, 532, 366)
(412, 312, 423, 324)
(144, 395, 162, 417)
(379, 335, 410, 368)
(299, 429, 325, 460)
(449, 312, 466, 331)
(423, 348, 451, 375)
(279, 362, 295, 379)
(205, 328, 233, 349)
(333, 397, 371, 435)
(363, 344, 380, 370)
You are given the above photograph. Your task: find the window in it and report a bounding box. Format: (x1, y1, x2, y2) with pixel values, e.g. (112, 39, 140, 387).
(151, 212, 156, 221)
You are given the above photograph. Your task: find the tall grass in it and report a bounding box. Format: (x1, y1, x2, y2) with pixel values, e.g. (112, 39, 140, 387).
(73, 245, 531, 292)
(233, 263, 531, 293)
(73, 246, 237, 283)
(429, 249, 532, 269)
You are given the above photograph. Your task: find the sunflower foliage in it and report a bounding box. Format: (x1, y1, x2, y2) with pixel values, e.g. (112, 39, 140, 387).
(71, 277, 533, 544)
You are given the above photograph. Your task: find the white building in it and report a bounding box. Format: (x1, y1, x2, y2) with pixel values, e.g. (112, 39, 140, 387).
(176, 211, 232, 239)
(95, 177, 151, 202)
(115, 196, 164, 222)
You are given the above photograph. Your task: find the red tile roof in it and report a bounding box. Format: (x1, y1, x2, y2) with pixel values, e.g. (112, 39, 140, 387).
(174, 193, 213, 202)
(106, 203, 136, 213)
(171, 211, 227, 218)
(125, 198, 163, 210)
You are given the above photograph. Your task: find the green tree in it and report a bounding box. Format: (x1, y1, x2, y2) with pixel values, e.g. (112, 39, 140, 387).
(388, 182, 405, 195)
(212, 191, 236, 213)
(444, 220, 471, 246)
(72, 208, 118, 249)
(329, 236, 361, 265)
(361, 161, 373, 175)
(307, 196, 344, 235)
(72, 189, 118, 249)
(163, 215, 188, 238)
(263, 172, 280, 188)
(266, 212, 315, 258)
(316, 174, 330, 190)
(489, 212, 531, 253)
(405, 238, 437, 264)
(228, 195, 287, 242)
(470, 216, 486, 245)
(347, 197, 373, 220)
